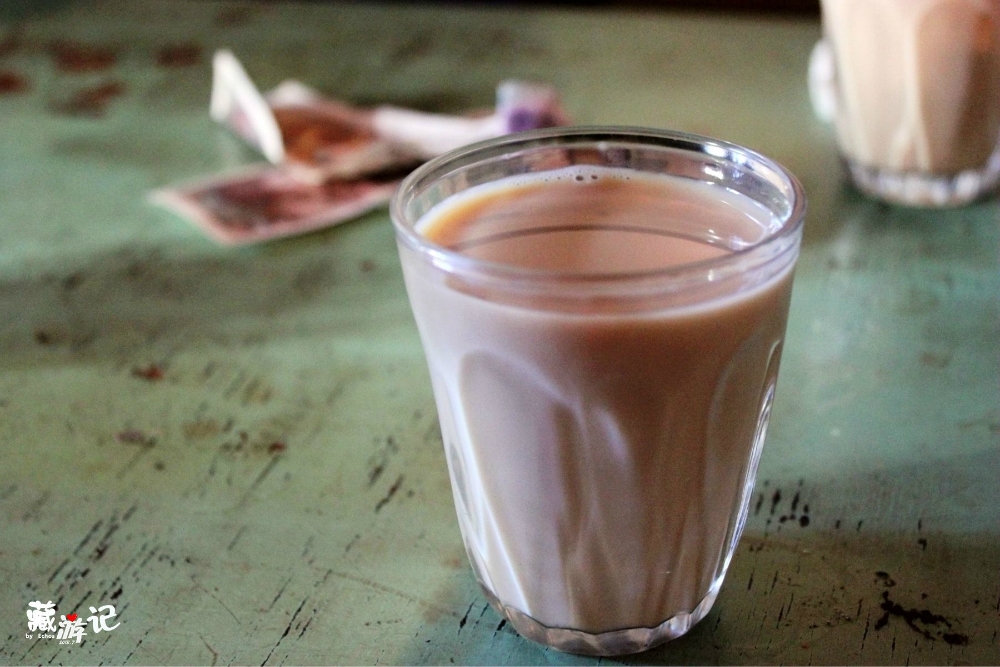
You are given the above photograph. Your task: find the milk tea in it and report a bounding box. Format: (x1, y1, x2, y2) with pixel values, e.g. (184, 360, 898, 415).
(400, 167, 794, 638)
(822, 0, 1000, 174)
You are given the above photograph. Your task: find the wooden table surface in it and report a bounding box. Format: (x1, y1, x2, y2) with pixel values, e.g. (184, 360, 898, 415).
(1, 1, 997, 665)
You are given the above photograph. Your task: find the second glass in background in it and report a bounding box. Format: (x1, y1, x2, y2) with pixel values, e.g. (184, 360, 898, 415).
(821, 0, 1000, 206)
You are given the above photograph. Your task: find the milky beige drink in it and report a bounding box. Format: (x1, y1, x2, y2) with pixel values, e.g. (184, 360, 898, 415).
(821, 0, 1000, 205)
(392, 129, 804, 655)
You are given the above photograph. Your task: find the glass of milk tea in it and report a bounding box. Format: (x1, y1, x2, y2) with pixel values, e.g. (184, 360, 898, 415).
(821, 0, 1000, 206)
(391, 127, 805, 655)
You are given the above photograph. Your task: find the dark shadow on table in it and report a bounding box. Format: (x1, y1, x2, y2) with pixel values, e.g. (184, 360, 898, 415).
(398, 448, 999, 665)
(0, 0, 74, 21)
(0, 212, 411, 374)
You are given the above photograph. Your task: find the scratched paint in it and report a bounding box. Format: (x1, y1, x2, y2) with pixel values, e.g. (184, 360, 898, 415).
(53, 81, 125, 117)
(0, 70, 28, 94)
(49, 41, 117, 73)
(0, 1, 998, 665)
(156, 44, 202, 68)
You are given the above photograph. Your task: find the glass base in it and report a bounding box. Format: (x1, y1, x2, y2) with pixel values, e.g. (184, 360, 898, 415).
(844, 157, 1000, 207)
(479, 575, 723, 656)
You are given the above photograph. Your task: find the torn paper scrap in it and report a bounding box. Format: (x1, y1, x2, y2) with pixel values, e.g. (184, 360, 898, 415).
(210, 50, 570, 181)
(150, 166, 400, 246)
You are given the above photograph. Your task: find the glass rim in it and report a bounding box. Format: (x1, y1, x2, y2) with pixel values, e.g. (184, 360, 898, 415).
(390, 125, 807, 286)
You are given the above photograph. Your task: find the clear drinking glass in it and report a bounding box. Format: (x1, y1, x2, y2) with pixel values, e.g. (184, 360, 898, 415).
(391, 127, 805, 655)
(821, 0, 1000, 206)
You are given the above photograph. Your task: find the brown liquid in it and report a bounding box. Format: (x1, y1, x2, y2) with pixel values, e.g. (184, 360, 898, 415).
(422, 175, 736, 272)
(400, 169, 795, 633)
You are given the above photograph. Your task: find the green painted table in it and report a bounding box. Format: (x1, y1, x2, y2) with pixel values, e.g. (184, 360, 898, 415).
(1, 1, 997, 664)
